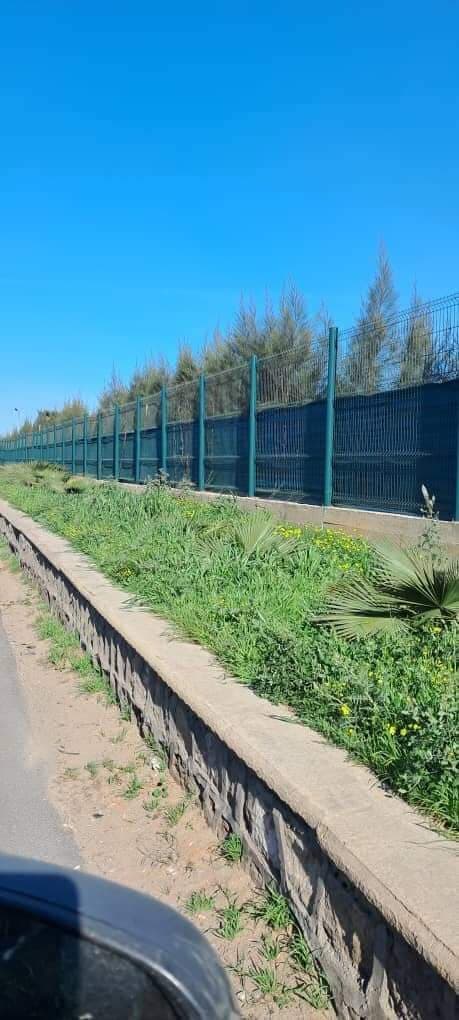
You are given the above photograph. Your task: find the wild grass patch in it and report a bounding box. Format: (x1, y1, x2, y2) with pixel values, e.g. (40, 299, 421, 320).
(0, 466, 456, 834)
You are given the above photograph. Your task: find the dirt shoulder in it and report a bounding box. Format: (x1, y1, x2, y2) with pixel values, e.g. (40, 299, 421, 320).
(0, 554, 331, 1019)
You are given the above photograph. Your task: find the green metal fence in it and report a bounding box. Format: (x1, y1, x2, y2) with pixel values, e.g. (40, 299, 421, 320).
(1, 292, 458, 519)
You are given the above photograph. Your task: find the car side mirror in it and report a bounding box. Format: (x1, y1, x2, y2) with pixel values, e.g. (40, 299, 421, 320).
(0, 853, 239, 1019)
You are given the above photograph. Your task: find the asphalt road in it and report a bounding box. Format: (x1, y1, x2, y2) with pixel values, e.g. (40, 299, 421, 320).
(0, 615, 79, 868)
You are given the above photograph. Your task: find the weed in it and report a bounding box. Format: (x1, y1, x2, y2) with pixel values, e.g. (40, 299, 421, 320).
(246, 964, 292, 1006)
(120, 702, 132, 722)
(260, 933, 282, 961)
(164, 794, 192, 827)
(143, 733, 168, 771)
(289, 931, 314, 973)
(101, 758, 116, 772)
(78, 673, 117, 706)
(143, 781, 168, 813)
(219, 833, 243, 863)
(184, 890, 216, 915)
(63, 767, 79, 780)
(2, 471, 456, 833)
(251, 885, 292, 930)
(85, 761, 99, 778)
(216, 894, 245, 940)
(123, 774, 143, 799)
(294, 974, 330, 1009)
(110, 726, 128, 744)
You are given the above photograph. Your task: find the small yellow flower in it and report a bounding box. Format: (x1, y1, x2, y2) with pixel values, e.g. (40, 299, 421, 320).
(400, 727, 407, 736)
(340, 704, 351, 717)
(431, 626, 441, 634)
(388, 725, 397, 736)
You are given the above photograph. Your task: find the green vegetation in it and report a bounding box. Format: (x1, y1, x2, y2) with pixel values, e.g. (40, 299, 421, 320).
(123, 773, 143, 799)
(143, 780, 168, 814)
(185, 890, 216, 915)
(0, 468, 456, 834)
(5, 249, 440, 434)
(216, 893, 246, 940)
(219, 834, 244, 864)
(320, 542, 459, 636)
(164, 794, 193, 826)
(251, 885, 292, 930)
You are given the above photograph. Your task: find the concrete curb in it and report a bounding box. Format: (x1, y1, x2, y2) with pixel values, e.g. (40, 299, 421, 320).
(0, 498, 457, 1018)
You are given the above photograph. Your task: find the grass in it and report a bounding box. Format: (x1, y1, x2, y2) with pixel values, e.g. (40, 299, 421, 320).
(251, 885, 292, 930)
(0, 467, 456, 834)
(110, 726, 128, 744)
(123, 773, 143, 799)
(216, 893, 245, 940)
(260, 934, 283, 961)
(143, 733, 168, 771)
(245, 964, 292, 1007)
(85, 760, 99, 778)
(185, 890, 216, 915)
(220, 834, 243, 863)
(143, 780, 168, 813)
(164, 794, 192, 826)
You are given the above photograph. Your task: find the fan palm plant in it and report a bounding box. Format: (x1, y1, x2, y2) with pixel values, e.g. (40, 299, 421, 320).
(199, 510, 300, 562)
(318, 543, 459, 637)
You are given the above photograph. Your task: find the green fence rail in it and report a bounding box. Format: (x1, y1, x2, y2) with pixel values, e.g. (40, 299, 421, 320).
(1, 293, 458, 519)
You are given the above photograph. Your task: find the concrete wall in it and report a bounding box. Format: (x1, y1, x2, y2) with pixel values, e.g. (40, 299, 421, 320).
(0, 500, 457, 1019)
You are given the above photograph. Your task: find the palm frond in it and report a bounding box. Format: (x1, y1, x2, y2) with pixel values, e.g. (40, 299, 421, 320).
(318, 543, 459, 637)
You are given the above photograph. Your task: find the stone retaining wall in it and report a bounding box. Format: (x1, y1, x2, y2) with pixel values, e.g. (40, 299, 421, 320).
(0, 501, 457, 1020)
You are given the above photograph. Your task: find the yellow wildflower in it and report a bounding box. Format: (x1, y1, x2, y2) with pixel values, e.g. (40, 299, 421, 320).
(388, 725, 397, 736)
(340, 704, 351, 717)
(400, 728, 407, 736)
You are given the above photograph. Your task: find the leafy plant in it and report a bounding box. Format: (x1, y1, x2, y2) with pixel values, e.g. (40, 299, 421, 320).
(319, 543, 459, 637)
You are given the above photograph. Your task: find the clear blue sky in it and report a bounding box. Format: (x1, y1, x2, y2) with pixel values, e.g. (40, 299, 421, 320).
(1, 2, 458, 432)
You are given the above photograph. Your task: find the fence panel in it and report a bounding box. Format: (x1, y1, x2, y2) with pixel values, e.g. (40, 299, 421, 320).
(334, 295, 459, 517)
(140, 393, 161, 482)
(1, 293, 458, 519)
(166, 380, 199, 485)
(118, 402, 136, 482)
(205, 364, 249, 491)
(86, 416, 98, 477)
(256, 341, 328, 503)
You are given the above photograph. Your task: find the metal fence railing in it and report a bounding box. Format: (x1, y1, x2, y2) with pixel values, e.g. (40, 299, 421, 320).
(1, 292, 458, 519)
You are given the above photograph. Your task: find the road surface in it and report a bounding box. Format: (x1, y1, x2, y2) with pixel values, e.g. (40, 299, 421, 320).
(0, 614, 79, 867)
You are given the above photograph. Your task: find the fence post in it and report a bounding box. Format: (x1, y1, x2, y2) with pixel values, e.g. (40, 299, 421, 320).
(455, 400, 459, 521)
(81, 416, 87, 475)
(135, 397, 141, 484)
(198, 374, 205, 491)
(248, 354, 257, 497)
(324, 326, 338, 507)
(113, 405, 120, 481)
(97, 413, 102, 480)
(71, 418, 76, 474)
(161, 386, 168, 478)
(53, 423, 56, 464)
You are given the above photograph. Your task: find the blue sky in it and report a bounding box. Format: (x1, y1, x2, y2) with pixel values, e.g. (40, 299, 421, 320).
(1, 2, 458, 431)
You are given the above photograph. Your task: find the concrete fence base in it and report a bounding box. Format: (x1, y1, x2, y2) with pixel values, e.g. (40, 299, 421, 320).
(0, 499, 457, 1019)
